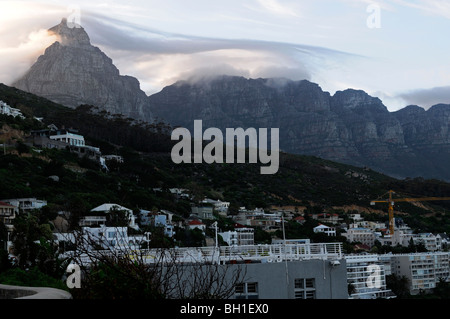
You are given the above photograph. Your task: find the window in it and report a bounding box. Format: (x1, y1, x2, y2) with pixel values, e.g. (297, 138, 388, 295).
(235, 282, 259, 299)
(294, 278, 316, 299)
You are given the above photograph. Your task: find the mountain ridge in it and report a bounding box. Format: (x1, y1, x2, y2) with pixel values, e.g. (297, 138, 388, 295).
(148, 75, 450, 181)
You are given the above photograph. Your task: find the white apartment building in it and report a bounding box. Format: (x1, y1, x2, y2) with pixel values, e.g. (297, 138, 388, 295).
(342, 227, 375, 246)
(412, 233, 442, 251)
(345, 254, 395, 299)
(390, 252, 450, 294)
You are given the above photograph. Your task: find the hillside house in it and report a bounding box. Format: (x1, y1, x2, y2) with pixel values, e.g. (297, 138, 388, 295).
(89, 203, 138, 230)
(313, 224, 336, 237)
(0, 100, 24, 119)
(187, 219, 206, 233)
(1, 198, 47, 212)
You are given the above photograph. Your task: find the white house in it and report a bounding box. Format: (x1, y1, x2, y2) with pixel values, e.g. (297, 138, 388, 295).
(187, 219, 206, 233)
(313, 224, 336, 237)
(1, 198, 47, 212)
(0, 100, 24, 119)
(49, 130, 85, 147)
(219, 227, 254, 246)
(55, 226, 149, 251)
(90, 203, 138, 230)
(82, 226, 148, 249)
(202, 198, 230, 215)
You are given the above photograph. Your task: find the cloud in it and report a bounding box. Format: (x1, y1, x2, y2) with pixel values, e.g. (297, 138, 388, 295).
(0, 2, 364, 98)
(74, 11, 358, 95)
(254, 0, 301, 17)
(397, 86, 450, 109)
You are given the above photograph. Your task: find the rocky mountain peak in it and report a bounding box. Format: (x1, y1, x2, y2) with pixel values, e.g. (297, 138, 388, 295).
(48, 18, 91, 47)
(332, 89, 385, 111)
(13, 19, 153, 122)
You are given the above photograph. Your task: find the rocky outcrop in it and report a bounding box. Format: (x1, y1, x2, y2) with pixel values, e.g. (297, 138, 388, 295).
(13, 19, 153, 122)
(149, 75, 450, 181)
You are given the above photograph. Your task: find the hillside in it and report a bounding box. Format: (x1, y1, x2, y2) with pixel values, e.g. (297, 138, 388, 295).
(1, 83, 450, 235)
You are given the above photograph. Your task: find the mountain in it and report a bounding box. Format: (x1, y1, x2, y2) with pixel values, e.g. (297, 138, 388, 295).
(10, 20, 450, 181)
(12, 18, 153, 122)
(149, 75, 450, 181)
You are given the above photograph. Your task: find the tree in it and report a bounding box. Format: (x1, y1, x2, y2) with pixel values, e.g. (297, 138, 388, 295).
(106, 207, 130, 227)
(15, 140, 30, 155)
(433, 278, 450, 299)
(11, 214, 53, 269)
(386, 274, 410, 298)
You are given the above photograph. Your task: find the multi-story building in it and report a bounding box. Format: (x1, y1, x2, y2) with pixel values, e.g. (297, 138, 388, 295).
(219, 227, 254, 246)
(191, 206, 214, 220)
(390, 252, 450, 294)
(100, 242, 348, 299)
(345, 254, 395, 299)
(313, 224, 336, 236)
(412, 233, 442, 251)
(342, 227, 376, 247)
(0, 201, 17, 253)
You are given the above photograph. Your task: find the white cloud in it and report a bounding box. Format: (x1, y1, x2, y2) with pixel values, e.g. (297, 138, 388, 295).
(255, 0, 301, 17)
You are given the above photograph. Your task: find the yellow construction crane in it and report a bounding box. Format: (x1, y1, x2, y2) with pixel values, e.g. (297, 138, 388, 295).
(370, 190, 450, 235)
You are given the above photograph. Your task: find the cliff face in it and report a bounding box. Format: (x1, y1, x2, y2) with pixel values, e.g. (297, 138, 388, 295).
(149, 75, 450, 181)
(13, 19, 153, 122)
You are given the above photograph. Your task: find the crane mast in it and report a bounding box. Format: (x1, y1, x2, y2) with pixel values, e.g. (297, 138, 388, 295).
(370, 190, 450, 236)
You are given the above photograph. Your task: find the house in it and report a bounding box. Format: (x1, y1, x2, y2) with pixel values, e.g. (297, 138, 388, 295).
(191, 206, 214, 220)
(90, 203, 138, 230)
(187, 219, 206, 233)
(56, 226, 150, 252)
(318, 213, 342, 225)
(0, 201, 17, 253)
(0, 201, 17, 232)
(31, 126, 102, 161)
(1, 198, 47, 212)
(293, 216, 306, 225)
(103, 155, 124, 163)
(313, 224, 336, 237)
(0, 100, 24, 119)
(219, 226, 254, 246)
(82, 226, 149, 249)
(201, 198, 230, 216)
(169, 188, 191, 199)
